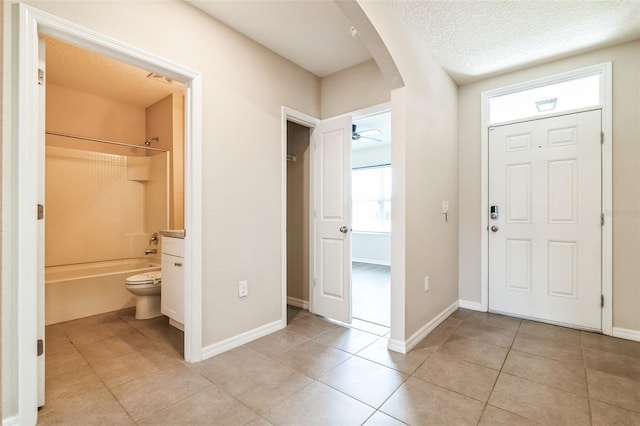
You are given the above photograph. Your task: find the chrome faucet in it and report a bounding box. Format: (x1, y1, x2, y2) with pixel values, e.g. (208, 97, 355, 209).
(144, 249, 157, 255)
(149, 232, 159, 245)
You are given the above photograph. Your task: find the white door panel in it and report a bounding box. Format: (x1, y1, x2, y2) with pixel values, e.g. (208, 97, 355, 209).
(489, 110, 602, 329)
(312, 116, 352, 324)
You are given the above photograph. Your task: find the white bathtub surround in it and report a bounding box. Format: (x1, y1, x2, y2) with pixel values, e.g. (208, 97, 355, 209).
(45, 258, 160, 325)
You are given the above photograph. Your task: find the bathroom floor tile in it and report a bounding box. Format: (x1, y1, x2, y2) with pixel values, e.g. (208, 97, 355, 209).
(38, 388, 135, 425)
(92, 351, 159, 388)
(111, 363, 212, 421)
(75, 334, 137, 365)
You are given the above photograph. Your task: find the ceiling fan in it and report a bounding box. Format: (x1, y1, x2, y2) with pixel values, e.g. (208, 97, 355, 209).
(352, 124, 382, 142)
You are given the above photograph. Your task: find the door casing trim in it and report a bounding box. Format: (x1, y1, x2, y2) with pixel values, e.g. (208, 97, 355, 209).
(479, 62, 612, 335)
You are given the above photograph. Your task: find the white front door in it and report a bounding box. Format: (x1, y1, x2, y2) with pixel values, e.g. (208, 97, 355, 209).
(488, 110, 602, 330)
(311, 116, 352, 324)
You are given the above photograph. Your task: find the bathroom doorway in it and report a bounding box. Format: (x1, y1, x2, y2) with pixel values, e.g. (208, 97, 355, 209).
(13, 6, 203, 422)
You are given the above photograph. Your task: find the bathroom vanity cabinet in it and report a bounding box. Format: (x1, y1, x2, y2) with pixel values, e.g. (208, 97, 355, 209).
(161, 235, 184, 330)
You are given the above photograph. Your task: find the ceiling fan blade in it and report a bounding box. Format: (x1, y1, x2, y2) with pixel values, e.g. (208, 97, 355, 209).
(361, 136, 382, 142)
(358, 128, 382, 136)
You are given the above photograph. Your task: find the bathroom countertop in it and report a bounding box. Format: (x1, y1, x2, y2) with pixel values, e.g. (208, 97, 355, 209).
(160, 229, 185, 239)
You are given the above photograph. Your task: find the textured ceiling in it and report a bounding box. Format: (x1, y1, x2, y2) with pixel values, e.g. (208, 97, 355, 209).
(45, 36, 183, 108)
(390, 0, 640, 84)
(186, 0, 373, 77)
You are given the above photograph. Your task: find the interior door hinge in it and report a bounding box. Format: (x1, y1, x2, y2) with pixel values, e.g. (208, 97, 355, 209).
(601, 213, 604, 226)
(37, 339, 44, 356)
(37, 204, 44, 220)
(601, 295, 604, 308)
(38, 68, 45, 86)
(601, 131, 604, 145)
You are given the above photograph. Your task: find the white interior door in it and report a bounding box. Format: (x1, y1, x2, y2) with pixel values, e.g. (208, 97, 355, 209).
(488, 110, 602, 330)
(38, 38, 46, 407)
(311, 116, 352, 324)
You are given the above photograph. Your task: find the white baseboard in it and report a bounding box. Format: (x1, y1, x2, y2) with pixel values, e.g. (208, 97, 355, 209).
(458, 300, 484, 311)
(388, 301, 460, 354)
(3, 416, 19, 426)
(201, 320, 283, 360)
(612, 327, 640, 342)
(352, 257, 391, 266)
(287, 296, 309, 310)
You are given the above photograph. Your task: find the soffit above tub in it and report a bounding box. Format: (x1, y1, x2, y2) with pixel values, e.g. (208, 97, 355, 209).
(185, 0, 373, 77)
(44, 36, 183, 108)
(390, 0, 640, 84)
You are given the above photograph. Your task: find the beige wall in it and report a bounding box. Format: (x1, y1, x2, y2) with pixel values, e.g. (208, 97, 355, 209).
(458, 40, 640, 333)
(320, 59, 390, 118)
(172, 95, 185, 229)
(286, 121, 310, 303)
(5, 1, 320, 359)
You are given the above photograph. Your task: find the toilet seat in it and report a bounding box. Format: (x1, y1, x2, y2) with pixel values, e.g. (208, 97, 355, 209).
(126, 271, 161, 286)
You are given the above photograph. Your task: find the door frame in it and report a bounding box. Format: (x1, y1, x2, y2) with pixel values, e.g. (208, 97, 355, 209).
(280, 103, 392, 328)
(479, 62, 612, 334)
(280, 107, 319, 327)
(10, 4, 203, 423)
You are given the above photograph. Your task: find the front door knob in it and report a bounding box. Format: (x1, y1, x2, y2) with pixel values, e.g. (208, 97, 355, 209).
(339, 226, 349, 234)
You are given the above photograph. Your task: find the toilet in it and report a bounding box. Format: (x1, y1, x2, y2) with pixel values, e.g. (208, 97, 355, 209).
(125, 271, 162, 319)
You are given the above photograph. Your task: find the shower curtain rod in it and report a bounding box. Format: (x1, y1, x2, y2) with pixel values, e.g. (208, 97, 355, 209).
(45, 131, 168, 152)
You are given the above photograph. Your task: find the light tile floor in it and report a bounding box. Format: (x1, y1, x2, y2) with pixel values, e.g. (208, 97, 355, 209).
(352, 262, 390, 327)
(40, 306, 640, 425)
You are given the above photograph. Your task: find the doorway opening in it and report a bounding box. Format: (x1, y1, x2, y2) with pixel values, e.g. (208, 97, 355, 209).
(285, 120, 312, 323)
(282, 107, 391, 332)
(13, 5, 203, 422)
(351, 112, 391, 328)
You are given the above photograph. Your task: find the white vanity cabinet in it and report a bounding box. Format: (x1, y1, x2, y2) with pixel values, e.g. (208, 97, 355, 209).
(161, 236, 184, 329)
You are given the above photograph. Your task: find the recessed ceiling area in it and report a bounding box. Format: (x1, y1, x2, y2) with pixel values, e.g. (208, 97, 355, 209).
(44, 36, 183, 107)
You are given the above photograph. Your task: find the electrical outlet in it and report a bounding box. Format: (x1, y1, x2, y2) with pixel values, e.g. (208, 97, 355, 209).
(239, 280, 248, 298)
(424, 276, 430, 292)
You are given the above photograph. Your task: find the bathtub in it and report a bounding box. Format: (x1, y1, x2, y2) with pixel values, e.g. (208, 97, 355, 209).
(45, 258, 160, 325)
